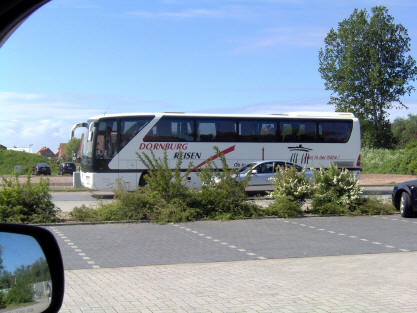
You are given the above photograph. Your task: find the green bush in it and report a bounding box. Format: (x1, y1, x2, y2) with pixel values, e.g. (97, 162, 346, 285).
(310, 195, 349, 215)
(269, 166, 313, 204)
(0, 292, 6, 309)
(265, 195, 302, 218)
(268, 163, 392, 216)
(71, 148, 260, 223)
(355, 197, 396, 215)
(192, 148, 258, 220)
(311, 163, 362, 212)
(5, 281, 34, 305)
(266, 166, 313, 218)
(137, 150, 192, 202)
(0, 175, 59, 223)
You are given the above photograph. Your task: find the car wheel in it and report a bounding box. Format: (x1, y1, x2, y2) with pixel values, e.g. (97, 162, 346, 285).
(400, 192, 413, 218)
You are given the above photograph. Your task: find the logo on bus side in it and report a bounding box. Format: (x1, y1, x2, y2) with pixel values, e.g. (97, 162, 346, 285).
(288, 144, 341, 165)
(288, 144, 312, 165)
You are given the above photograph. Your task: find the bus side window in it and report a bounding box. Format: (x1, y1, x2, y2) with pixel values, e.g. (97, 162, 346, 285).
(318, 121, 352, 143)
(144, 118, 194, 142)
(120, 118, 152, 149)
(197, 120, 216, 141)
(216, 120, 237, 141)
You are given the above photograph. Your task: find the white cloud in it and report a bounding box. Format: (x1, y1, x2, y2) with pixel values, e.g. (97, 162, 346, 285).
(0, 91, 172, 152)
(0, 92, 103, 152)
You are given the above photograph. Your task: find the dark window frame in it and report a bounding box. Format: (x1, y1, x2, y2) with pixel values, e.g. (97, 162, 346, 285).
(140, 116, 353, 144)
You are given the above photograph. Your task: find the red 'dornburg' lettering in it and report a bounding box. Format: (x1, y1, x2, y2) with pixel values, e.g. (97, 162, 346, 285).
(139, 143, 188, 150)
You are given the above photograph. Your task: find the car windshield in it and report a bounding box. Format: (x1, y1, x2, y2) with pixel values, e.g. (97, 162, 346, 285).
(239, 163, 256, 173)
(37, 163, 49, 167)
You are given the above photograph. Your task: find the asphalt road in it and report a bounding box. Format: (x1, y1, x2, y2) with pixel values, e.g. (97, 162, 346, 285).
(46, 215, 417, 270)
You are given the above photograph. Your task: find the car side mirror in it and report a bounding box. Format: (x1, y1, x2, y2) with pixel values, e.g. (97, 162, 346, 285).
(0, 224, 64, 313)
(251, 169, 258, 175)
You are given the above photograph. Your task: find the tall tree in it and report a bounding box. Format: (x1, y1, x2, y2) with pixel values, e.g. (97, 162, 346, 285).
(391, 114, 417, 148)
(319, 6, 417, 148)
(65, 138, 81, 161)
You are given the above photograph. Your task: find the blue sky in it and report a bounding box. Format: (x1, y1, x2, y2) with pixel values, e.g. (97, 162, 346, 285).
(1, 0, 417, 152)
(0, 233, 46, 272)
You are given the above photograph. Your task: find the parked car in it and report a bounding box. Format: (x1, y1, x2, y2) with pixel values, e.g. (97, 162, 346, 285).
(59, 162, 76, 175)
(33, 163, 51, 175)
(392, 180, 417, 217)
(215, 160, 313, 190)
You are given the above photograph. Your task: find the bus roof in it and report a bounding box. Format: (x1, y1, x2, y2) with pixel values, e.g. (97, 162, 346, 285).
(87, 112, 356, 121)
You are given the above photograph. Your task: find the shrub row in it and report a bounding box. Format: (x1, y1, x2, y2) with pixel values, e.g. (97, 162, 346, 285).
(70, 150, 396, 223)
(71, 149, 260, 223)
(268, 163, 396, 217)
(0, 175, 59, 223)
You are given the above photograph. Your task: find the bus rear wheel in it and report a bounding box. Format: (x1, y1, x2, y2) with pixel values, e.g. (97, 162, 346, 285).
(138, 172, 148, 187)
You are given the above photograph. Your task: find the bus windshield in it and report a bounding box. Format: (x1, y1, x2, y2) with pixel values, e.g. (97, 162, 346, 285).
(81, 120, 95, 158)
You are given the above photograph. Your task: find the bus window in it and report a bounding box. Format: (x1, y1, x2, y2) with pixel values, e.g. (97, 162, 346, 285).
(144, 118, 194, 142)
(96, 119, 118, 159)
(120, 117, 153, 149)
(197, 119, 237, 142)
(215, 120, 237, 141)
(238, 120, 276, 142)
(280, 120, 317, 142)
(318, 121, 352, 143)
(197, 120, 216, 141)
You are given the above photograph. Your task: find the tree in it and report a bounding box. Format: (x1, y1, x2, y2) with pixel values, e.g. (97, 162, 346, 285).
(391, 114, 417, 148)
(65, 138, 81, 161)
(319, 6, 417, 148)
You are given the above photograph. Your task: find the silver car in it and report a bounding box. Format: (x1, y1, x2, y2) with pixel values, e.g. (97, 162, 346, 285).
(235, 160, 313, 191)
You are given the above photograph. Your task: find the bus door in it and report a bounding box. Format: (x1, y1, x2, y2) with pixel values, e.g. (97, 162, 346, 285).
(95, 119, 120, 182)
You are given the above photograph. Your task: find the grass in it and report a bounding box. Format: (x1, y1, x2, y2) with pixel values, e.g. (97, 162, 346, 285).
(0, 150, 59, 175)
(361, 147, 410, 174)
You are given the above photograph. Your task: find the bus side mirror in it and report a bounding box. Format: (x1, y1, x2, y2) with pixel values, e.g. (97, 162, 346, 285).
(0, 224, 64, 313)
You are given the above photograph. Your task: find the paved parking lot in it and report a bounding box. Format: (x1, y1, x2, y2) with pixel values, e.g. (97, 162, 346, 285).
(59, 251, 417, 313)
(46, 216, 417, 312)
(48, 216, 417, 270)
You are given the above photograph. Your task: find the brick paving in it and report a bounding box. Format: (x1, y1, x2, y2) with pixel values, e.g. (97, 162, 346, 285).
(60, 252, 417, 313)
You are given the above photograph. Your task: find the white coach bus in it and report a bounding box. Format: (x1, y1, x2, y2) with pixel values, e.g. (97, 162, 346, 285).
(71, 112, 361, 191)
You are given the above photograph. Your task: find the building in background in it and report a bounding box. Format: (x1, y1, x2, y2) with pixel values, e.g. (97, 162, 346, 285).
(56, 143, 67, 159)
(37, 147, 55, 158)
(8, 145, 33, 153)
